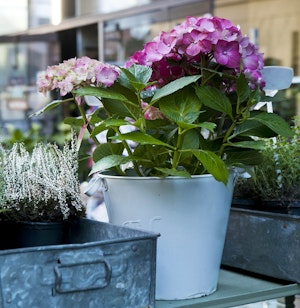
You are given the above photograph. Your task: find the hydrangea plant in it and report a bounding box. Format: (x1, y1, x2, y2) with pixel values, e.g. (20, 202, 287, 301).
(36, 15, 293, 184)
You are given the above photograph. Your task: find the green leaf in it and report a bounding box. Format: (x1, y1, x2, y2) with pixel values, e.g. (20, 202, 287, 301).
(74, 86, 129, 102)
(195, 86, 233, 118)
(63, 116, 84, 126)
(104, 118, 131, 127)
(230, 120, 277, 139)
(109, 131, 175, 149)
(90, 155, 133, 175)
(101, 98, 139, 119)
(182, 129, 200, 150)
(122, 64, 152, 84)
(227, 140, 265, 150)
(179, 121, 216, 132)
(159, 88, 201, 124)
(249, 112, 293, 137)
(248, 88, 262, 108)
(30, 99, 69, 117)
(155, 167, 192, 178)
(90, 123, 107, 137)
(192, 149, 229, 184)
(117, 65, 153, 92)
(236, 73, 250, 103)
(89, 108, 107, 125)
(91, 118, 135, 138)
(151, 75, 201, 102)
(199, 121, 216, 132)
(90, 154, 151, 175)
(225, 149, 263, 166)
(93, 143, 124, 162)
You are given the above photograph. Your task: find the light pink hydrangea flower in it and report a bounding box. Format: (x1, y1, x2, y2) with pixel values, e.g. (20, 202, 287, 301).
(141, 102, 165, 120)
(37, 56, 119, 96)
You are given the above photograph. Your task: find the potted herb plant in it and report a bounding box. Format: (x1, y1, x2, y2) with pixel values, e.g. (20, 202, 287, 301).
(35, 15, 293, 299)
(0, 134, 86, 248)
(233, 121, 300, 212)
(223, 121, 300, 283)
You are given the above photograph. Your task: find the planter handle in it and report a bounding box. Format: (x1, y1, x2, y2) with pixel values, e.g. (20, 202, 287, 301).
(54, 252, 112, 294)
(233, 167, 252, 184)
(100, 177, 108, 192)
(84, 174, 107, 196)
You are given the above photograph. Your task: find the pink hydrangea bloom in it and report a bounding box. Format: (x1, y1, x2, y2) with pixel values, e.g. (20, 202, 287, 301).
(214, 40, 241, 68)
(141, 102, 165, 120)
(126, 15, 264, 90)
(37, 57, 119, 96)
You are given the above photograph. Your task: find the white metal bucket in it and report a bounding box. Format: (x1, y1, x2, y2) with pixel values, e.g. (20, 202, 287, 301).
(99, 173, 235, 300)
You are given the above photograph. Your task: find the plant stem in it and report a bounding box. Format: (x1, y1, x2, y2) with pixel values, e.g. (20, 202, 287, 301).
(172, 127, 184, 170)
(218, 119, 237, 157)
(115, 127, 143, 177)
(76, 96, 100, 146)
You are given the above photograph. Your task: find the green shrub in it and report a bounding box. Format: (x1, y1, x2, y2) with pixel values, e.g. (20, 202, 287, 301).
(234, 121, 300, 204)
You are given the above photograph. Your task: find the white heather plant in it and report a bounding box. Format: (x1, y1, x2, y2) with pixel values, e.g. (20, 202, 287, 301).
(0, 136, 86, 222)
(0, 151, 5, 210)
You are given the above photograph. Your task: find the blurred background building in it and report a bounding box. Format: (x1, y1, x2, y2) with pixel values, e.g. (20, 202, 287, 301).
(0, 0, 299, 136)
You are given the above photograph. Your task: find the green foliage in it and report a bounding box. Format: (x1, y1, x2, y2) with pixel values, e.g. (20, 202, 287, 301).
(0, 123, 45, 151)
(234, 122, 300, 203)
(34, 64, 293, 185)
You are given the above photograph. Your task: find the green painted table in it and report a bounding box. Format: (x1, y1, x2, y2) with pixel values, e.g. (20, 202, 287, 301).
(156, 269, 300, 307)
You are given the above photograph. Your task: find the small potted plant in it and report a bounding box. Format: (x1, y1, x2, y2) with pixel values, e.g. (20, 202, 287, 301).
(223, 120, 300, 283)
(0, 133, 86, 248)
(233, 120, 300, 213)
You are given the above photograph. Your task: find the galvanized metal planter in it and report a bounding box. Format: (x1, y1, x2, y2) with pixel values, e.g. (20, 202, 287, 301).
(99, 173, 236, 300)
(0, 218, 158, 308)
(222, 204, 300, 283)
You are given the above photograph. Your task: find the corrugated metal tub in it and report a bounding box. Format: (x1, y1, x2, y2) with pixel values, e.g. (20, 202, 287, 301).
(0, 218, 159, 308)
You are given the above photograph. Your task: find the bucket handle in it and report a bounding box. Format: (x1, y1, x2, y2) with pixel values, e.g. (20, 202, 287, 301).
(54, 255, 112, 294)
(232, 167, 252, 185)
(84, 174, 108, 196)
(100, 177, 108, 192)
